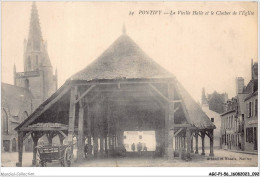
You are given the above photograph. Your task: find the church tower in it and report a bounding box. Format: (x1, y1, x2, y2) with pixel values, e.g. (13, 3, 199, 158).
(14, 2, 57, 108)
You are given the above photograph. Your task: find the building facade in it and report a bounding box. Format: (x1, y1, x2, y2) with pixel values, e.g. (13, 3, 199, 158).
(201, 88, 222, 148)
(243, 62, 258, 152)
(220, 60, 258, 153)
(220, 98, 242, 150)
(1, 83, 33, 152)
(201, 88, 228, 114)
(1, 2, 57, 152)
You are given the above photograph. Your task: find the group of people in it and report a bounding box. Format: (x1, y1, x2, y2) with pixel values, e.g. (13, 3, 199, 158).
(84, 142, 148, 158)
(131, 142, 147, 155)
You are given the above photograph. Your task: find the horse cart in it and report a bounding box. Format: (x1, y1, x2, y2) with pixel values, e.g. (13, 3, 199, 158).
(36, 145, 72, 167)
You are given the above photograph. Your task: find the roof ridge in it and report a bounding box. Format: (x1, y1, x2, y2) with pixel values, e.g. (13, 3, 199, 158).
(70, 33, 173, 81)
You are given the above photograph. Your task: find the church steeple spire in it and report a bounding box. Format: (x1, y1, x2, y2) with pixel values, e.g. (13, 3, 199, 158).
(27, 2, 43, 51)
(24, 2, 52, 72)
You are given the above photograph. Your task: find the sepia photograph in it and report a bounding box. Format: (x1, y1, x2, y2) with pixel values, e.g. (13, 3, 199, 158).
(1, 1, 258, 176)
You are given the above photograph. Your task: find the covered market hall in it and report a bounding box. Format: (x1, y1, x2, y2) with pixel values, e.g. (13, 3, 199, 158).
(15, 30, 215, 167)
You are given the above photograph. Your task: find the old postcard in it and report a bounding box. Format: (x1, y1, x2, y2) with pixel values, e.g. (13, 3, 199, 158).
(1, 1, 258, 176)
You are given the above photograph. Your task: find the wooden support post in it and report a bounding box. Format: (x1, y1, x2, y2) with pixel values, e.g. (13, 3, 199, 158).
(16, 131, 24, 167)
(186, 128, 191, 160)
(201, 131, 205, 155)
(46, 133, 53, 145)
(100, 136, 104, 157)
(87, 136, 92, 156)
(93, 134, 98, 158)
(191, 132, 194, 153)
(195, 131, 199, 154)
(111, 135, 115, 149)
(209, 130, 214, 157)
(99, 105, 105, 158)
(93, 110, 98, 158)
(9, 140, 12, 152)
(77, 106, 84, 162)
(180, 137, 182, 149)
(68, 86, 77, 147)
(164, 83, 175, 159)
(86, 104, 92, 156)
(177, 136, 180, 151)
(58, 134, 65, 145)
(31, 132, 40, 165)
(104, 136, 108, 156)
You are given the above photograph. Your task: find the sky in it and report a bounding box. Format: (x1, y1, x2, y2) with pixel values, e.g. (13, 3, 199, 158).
(1, 1, 258, 102)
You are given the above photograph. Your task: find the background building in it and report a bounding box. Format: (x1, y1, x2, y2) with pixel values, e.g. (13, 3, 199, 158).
(1, 83, 33, 152)
(201, 88, 222, 148)
(243, 61, 258, 152)
(1, 2, 57, 152)
(221, 98, 241, 150)
(220, 60, 258, 153)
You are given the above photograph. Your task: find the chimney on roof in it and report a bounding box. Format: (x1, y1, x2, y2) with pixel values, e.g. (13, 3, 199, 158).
(201, 87, 208, 105)
(236, 77, 244, 95)
(251, 59, 258, 80)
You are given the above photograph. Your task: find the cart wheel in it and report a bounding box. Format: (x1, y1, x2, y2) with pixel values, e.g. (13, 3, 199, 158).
(40, 161, 46, 167)
(36, 152, 40, 167)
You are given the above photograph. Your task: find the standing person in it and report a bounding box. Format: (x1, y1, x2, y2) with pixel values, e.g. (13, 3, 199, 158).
(131, 143, 135, 152)
(84, 144, 88, 158)
(137, 142, 142, 156)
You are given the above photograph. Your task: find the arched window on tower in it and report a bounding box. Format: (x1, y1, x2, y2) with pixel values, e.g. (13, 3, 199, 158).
(28, 56, 31, 70)
(25, 79, 29, 89)
(2, 109, 8, 135)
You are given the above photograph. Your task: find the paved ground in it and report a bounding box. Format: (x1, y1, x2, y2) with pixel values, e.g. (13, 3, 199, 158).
(1, 149, 257, 167)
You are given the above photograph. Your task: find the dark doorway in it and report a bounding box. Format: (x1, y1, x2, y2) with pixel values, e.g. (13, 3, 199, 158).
(254, 127, 257, 150)
(3, 140, 10, 152)
(12, 138, 17, 152)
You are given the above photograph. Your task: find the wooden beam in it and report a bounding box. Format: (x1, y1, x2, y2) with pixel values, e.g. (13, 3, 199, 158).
(186, 128, 191, 160)
(173, 79, 192, 123)
(173, 106, 180, 113)
(174, 128, 183, 136)
(75, 85, 96, 104)
(169, 100, 182, 103)
(174, 124, 191, 128)
(59, 130, 67, 138)
(21, 127, 68, 131)
(18, 85, 71, 129)
(16, 131, 24, 167)
(77, 105, 84, 161)
(147, 89, 165, 108)
(23, 131, 32, 141)
(68, 86, 77, 146)
(149, 83, 169, 102)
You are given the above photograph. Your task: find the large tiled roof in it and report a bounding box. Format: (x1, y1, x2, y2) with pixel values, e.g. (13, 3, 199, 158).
(16, 33, 215, 131)
(70, 34, 173, 81)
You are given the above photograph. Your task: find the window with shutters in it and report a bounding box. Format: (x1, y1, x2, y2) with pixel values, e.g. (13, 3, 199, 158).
(246, 128, 253, 143)
(251, 101, 254, 118)
(246, 103, 249, 118)
(249, 102, 252, 117)
(255, 99, 258, 116)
